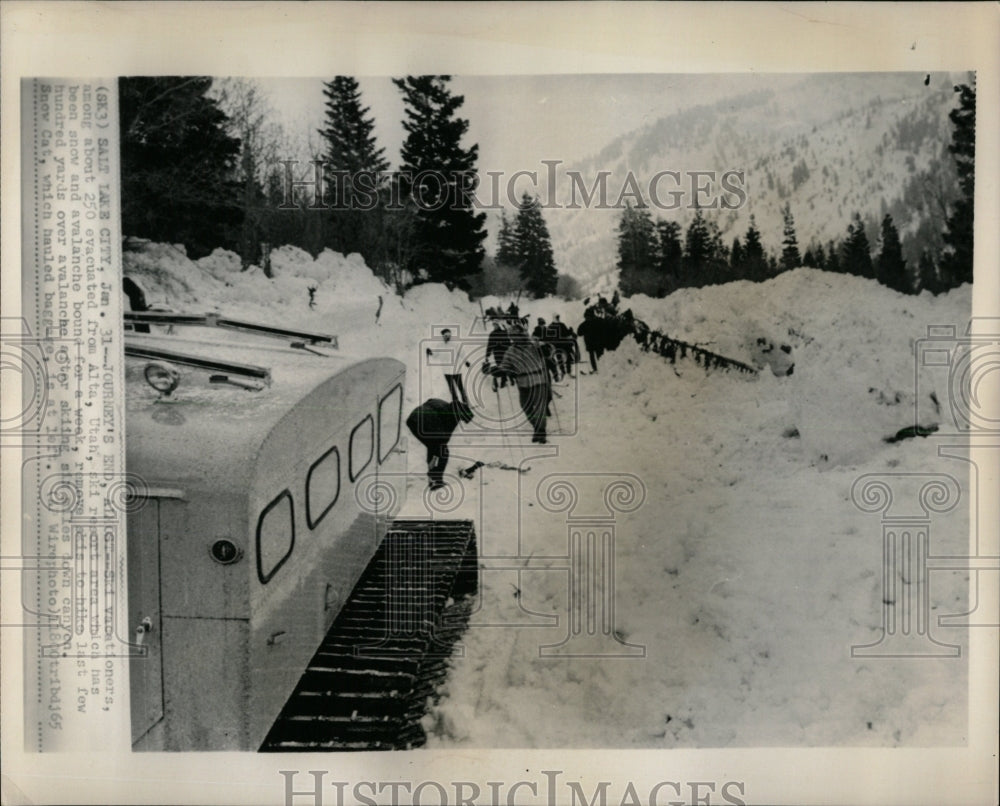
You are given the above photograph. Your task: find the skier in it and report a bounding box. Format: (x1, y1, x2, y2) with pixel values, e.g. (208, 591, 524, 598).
(424, 328, 471, 407)
(406, 398, 475, 490)
(532, 317, 560, 382)
(577, 308, 604, 374)
(495, 323, 551, 444)
(307, 285, 317, 310)
(484, 318, 512, 392)
(550, 314, 574, 379)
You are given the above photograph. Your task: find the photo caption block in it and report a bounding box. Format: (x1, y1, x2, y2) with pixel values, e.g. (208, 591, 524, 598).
(13, 78, 130, 752)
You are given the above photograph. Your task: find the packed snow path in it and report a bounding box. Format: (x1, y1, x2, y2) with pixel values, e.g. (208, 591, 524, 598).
(126, 243, 972, 748)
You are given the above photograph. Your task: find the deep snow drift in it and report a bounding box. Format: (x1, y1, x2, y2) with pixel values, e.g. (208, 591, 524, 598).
(125, 243, 973, 747)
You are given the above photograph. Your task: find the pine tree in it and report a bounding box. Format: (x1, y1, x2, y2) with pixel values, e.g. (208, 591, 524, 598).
(616, 203, 659, 296)
(730, 236, 745, 275)
(119, 76, 242, 258)
(705, 218, 730, 284)
(813, 242, 827, 270)
(683, 208, 714, 287)
(319, 76, 390, 263)
(321, 77, 388, 182)
(841, 212, 874, 278)
(876, 214, 909, 293)
(655, 220, 683, 296)
(940, 81, 975, 288)
(780, 203, 801, 272)
(917, 248, 941, 295)
(742, 215, 769, 281)
(514, 193, 558, 299)
(393, 75, 487, 290)
(496, 209, 518, 266)
(826, 239, 841, 273)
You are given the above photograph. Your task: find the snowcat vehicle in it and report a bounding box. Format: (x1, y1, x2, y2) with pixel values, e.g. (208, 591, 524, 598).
(123, 309, 477, 751)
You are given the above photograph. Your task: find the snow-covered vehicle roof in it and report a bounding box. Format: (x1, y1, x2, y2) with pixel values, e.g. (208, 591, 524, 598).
(124, 330, 395, 496)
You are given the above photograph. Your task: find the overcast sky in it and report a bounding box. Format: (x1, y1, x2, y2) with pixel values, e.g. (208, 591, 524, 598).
(256, 73, 803, 177)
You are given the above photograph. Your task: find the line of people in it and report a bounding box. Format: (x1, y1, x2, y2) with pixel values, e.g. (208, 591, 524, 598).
(481, 311, 557, 444)
(576, 295, 633, 374)
(484, 307, 581, 385)
(410, 298, 625, 491)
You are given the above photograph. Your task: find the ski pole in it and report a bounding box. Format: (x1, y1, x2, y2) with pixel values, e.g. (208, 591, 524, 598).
(549, 384, 563, 436)
(504, 383, 528, 462)
(495, 386, 517, 466)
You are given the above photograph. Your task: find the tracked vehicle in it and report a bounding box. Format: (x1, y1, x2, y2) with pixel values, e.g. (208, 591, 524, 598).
(124, 311, 477, 751)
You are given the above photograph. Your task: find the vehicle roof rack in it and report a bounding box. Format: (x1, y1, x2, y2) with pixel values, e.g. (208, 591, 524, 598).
(124, 311, 338, 349)
(125, 343, 272, 384)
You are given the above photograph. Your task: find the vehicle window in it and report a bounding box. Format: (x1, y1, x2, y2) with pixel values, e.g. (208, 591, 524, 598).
(306, 445, 340, 529)
(378, 384, 403, 463)
(256, 490, 294, 584)
(349, 415, 374, 482)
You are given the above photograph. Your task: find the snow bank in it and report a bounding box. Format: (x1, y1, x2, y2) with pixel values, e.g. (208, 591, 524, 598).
(623, 270, 970, 465)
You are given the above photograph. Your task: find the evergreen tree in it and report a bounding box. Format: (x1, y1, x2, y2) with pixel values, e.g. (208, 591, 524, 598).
(802, 247, 816, 268)
(514, 193, 558, 299)
(119, 76, 242, 258)
(825, 239, 841, 273)
(841, 213, 874, 278)
(706, 218, 730, 284)
(730, 236, 745, 275)
(683, 208, 714, 286)
(496, 209, 518, 266)
(813, 242, 827, 270)
(742, 215, 769, 281)
(780, 203, 801, 271)
(876, 214, 909, 292)
(655, 220, 683, 296)
(616, 203, 660, 296)
(917, 248, 942, 295)
(940, 81, 975, 287)
(393, 75, 487, 290)
(319, 76, 390, 264)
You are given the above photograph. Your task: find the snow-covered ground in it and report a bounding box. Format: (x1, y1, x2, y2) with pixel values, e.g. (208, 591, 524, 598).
(125, 243, 973, 748)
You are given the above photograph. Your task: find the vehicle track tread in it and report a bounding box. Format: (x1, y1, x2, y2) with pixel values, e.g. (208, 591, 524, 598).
(261, 519, 478, 751)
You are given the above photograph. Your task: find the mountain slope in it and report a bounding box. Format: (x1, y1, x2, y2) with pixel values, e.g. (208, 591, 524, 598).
(542, 72, 964, 293)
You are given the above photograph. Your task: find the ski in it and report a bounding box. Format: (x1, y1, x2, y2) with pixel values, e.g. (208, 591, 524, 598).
(458, 460, 530, 479)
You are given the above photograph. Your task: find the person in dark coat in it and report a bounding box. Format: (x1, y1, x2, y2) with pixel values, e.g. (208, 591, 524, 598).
(532, 317, 561, 381)
(576, 308, 604, 373)
(485, 319, 512, 391)
(550, 314, 574, 378)
(495, 324, 551, 443)
(406, 398, 474, 490)
(565, 324, 581, 375)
